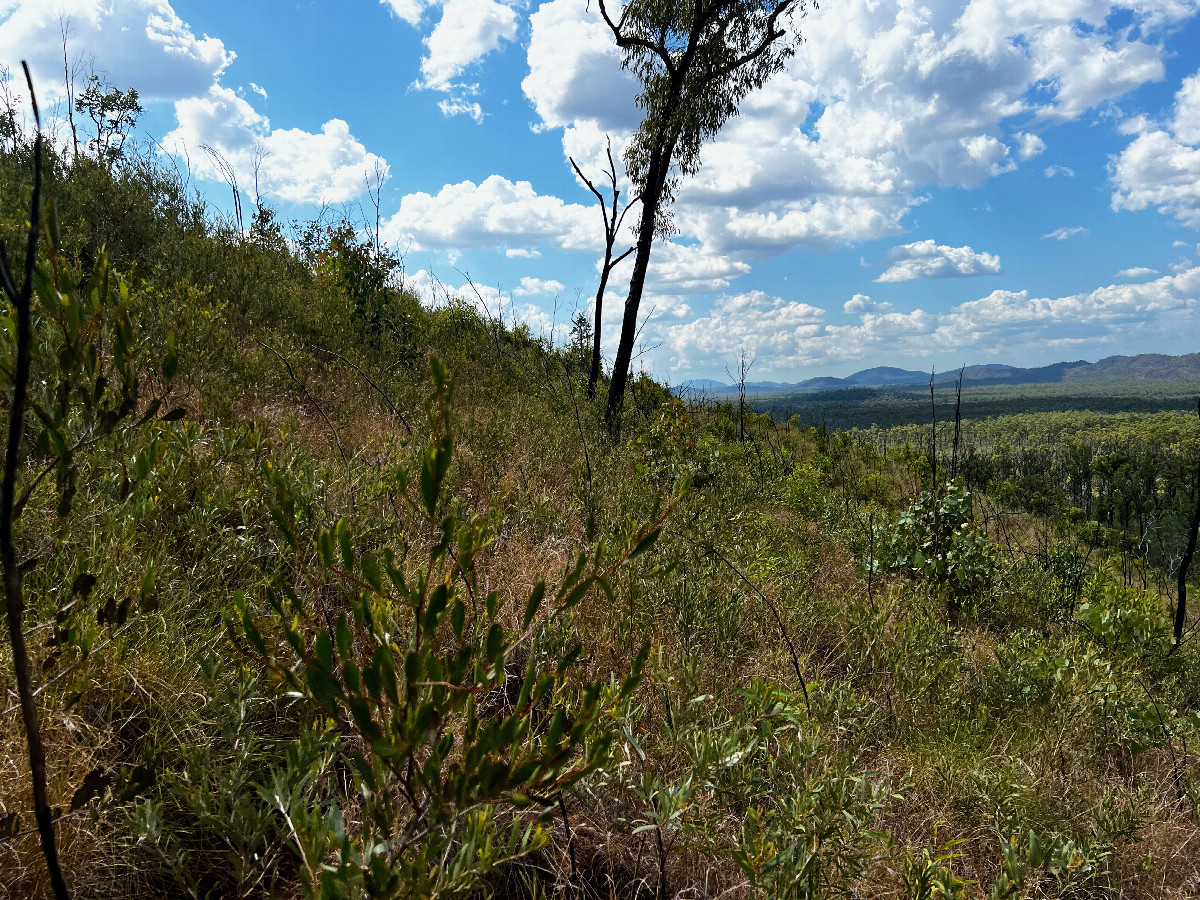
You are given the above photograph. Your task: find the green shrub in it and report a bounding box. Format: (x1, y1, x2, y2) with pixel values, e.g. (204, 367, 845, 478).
(210, 362, 653, 899)
(875, 483, 996, 604)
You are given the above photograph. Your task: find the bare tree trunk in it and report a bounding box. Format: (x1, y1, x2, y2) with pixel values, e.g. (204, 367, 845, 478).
(571, 144, 635, 402)
(59, 18, 80, 162)
(589, 263, 611, 399)
(951, 367, 963, 480)
(605, 151, 667, 432)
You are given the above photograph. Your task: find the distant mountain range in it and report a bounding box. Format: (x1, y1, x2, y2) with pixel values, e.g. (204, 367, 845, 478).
(677, 352, 1200, 395)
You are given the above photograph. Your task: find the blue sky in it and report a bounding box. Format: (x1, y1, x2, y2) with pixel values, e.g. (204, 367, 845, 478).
(2, 0, 1200, 383)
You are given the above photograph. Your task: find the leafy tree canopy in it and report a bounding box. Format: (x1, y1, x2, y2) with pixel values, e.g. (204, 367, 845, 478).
(601, 0, 808, 235)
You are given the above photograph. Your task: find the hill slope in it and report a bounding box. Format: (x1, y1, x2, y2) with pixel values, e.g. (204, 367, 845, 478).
(683, 352, 1200, 395)
(2, 132, 1199, 900)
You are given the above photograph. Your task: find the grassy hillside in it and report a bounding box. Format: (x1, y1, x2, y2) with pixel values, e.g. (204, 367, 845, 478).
(2, 135, 1200, 899)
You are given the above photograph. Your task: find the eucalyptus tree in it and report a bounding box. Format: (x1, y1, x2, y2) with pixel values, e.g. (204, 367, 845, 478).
(598, 0, 810, 431)
(75, 74, 141, 170)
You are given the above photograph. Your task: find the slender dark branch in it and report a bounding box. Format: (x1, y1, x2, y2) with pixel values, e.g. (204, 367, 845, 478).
(951, 367, 963, 481)
(614, 193, 641, 236)
(570, 156, 608, 215)
(256, 341, 355, 509)
(0, 244, 18, 302)
(597, 0, 680, 79)
(0, 808, 91, 846)
(3, 619, 134, 719)
(612, 245, 636, 266)
(1174, 396, 1200, 644)
(606, 140, 621, 202)
(654, 821, 668, 900)
(255, 341, 347, 466)
(708, 0, 798, 78)
(556, 791, 581, 890)
(929, 370, 937, 490)
(15, 429, 99, 521)
(306, 343, 411, 434)
(574, 140, 637, 402)
(0, 62, 69, 900)
(670, 529, 809, 710)
(562, 359, 593, 487)
(1130, 670, 1188, 805)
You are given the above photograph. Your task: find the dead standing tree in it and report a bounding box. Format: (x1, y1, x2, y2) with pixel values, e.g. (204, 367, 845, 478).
(597, 0, 809, 433)
(569, 139, 637, 400)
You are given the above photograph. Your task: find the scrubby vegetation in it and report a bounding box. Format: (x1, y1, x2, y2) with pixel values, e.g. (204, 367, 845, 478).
(756, 381, 1200, 432)
(3, 102, 1200, 900)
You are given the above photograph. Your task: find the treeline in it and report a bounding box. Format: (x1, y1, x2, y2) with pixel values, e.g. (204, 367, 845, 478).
(854, 409, 1200, 577)
(756, 381, 1200, 430)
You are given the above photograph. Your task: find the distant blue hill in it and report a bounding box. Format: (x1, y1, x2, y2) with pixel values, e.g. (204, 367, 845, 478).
(675, 352, 1200, 395)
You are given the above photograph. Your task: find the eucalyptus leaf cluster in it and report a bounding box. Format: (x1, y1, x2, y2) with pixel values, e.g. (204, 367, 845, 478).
(612, 0, 807, 222)
(590, 674, 890, 899)
(874, 482, 997, 602)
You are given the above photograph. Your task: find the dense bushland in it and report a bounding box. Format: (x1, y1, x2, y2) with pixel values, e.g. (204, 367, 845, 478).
(756, 381, 1200, 431)
(2, 117, 1200, 900)
(850, 410, 1200, 584)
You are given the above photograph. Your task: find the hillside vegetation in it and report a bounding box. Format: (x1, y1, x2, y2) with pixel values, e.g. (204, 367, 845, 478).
(754, 381, 1200, 431)
(2, 126, 1200, 899)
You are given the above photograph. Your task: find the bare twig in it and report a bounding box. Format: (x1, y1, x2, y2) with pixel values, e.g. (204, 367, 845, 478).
(669, 530, 809, 711)
(200, 142, 243, 233)
(0, 62, 70, 900)
(256, 340, 354, 508)
(307, 343, 411, 434)
(556, 791, 581, 891)
(256, 340, 347, 466)
(951, 367, 963, 481)
(1174, 397, 1200, 644)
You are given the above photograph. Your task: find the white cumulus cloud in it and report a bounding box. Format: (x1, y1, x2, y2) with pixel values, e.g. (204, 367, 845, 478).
(657, 267, 1200, 377)
(1016, 132, 1046, 160)
(165, 85, 387, 205)
(664, 291, 827, 372)
(405, 269, 559, 336)
(380, 0, 433, 26)
(1116, 267, 1159, 278)
(519, 0, 1189, 266)
(1111, 69, 1200, 228)
(383, 175, 598, 255)
(843, 293, 895, 314)
(0, 1, 388, 206)
(0, 0, 233, 103)
(438, 97, 483, 122)
(417, 0, 517, 92)
(514, 276, 564, 297)
(876, 240, 1003, 282)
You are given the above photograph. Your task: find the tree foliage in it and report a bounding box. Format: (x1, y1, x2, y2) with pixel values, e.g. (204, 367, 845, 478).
(598, 0, 809, 429)
(74, 75, 141, 170)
